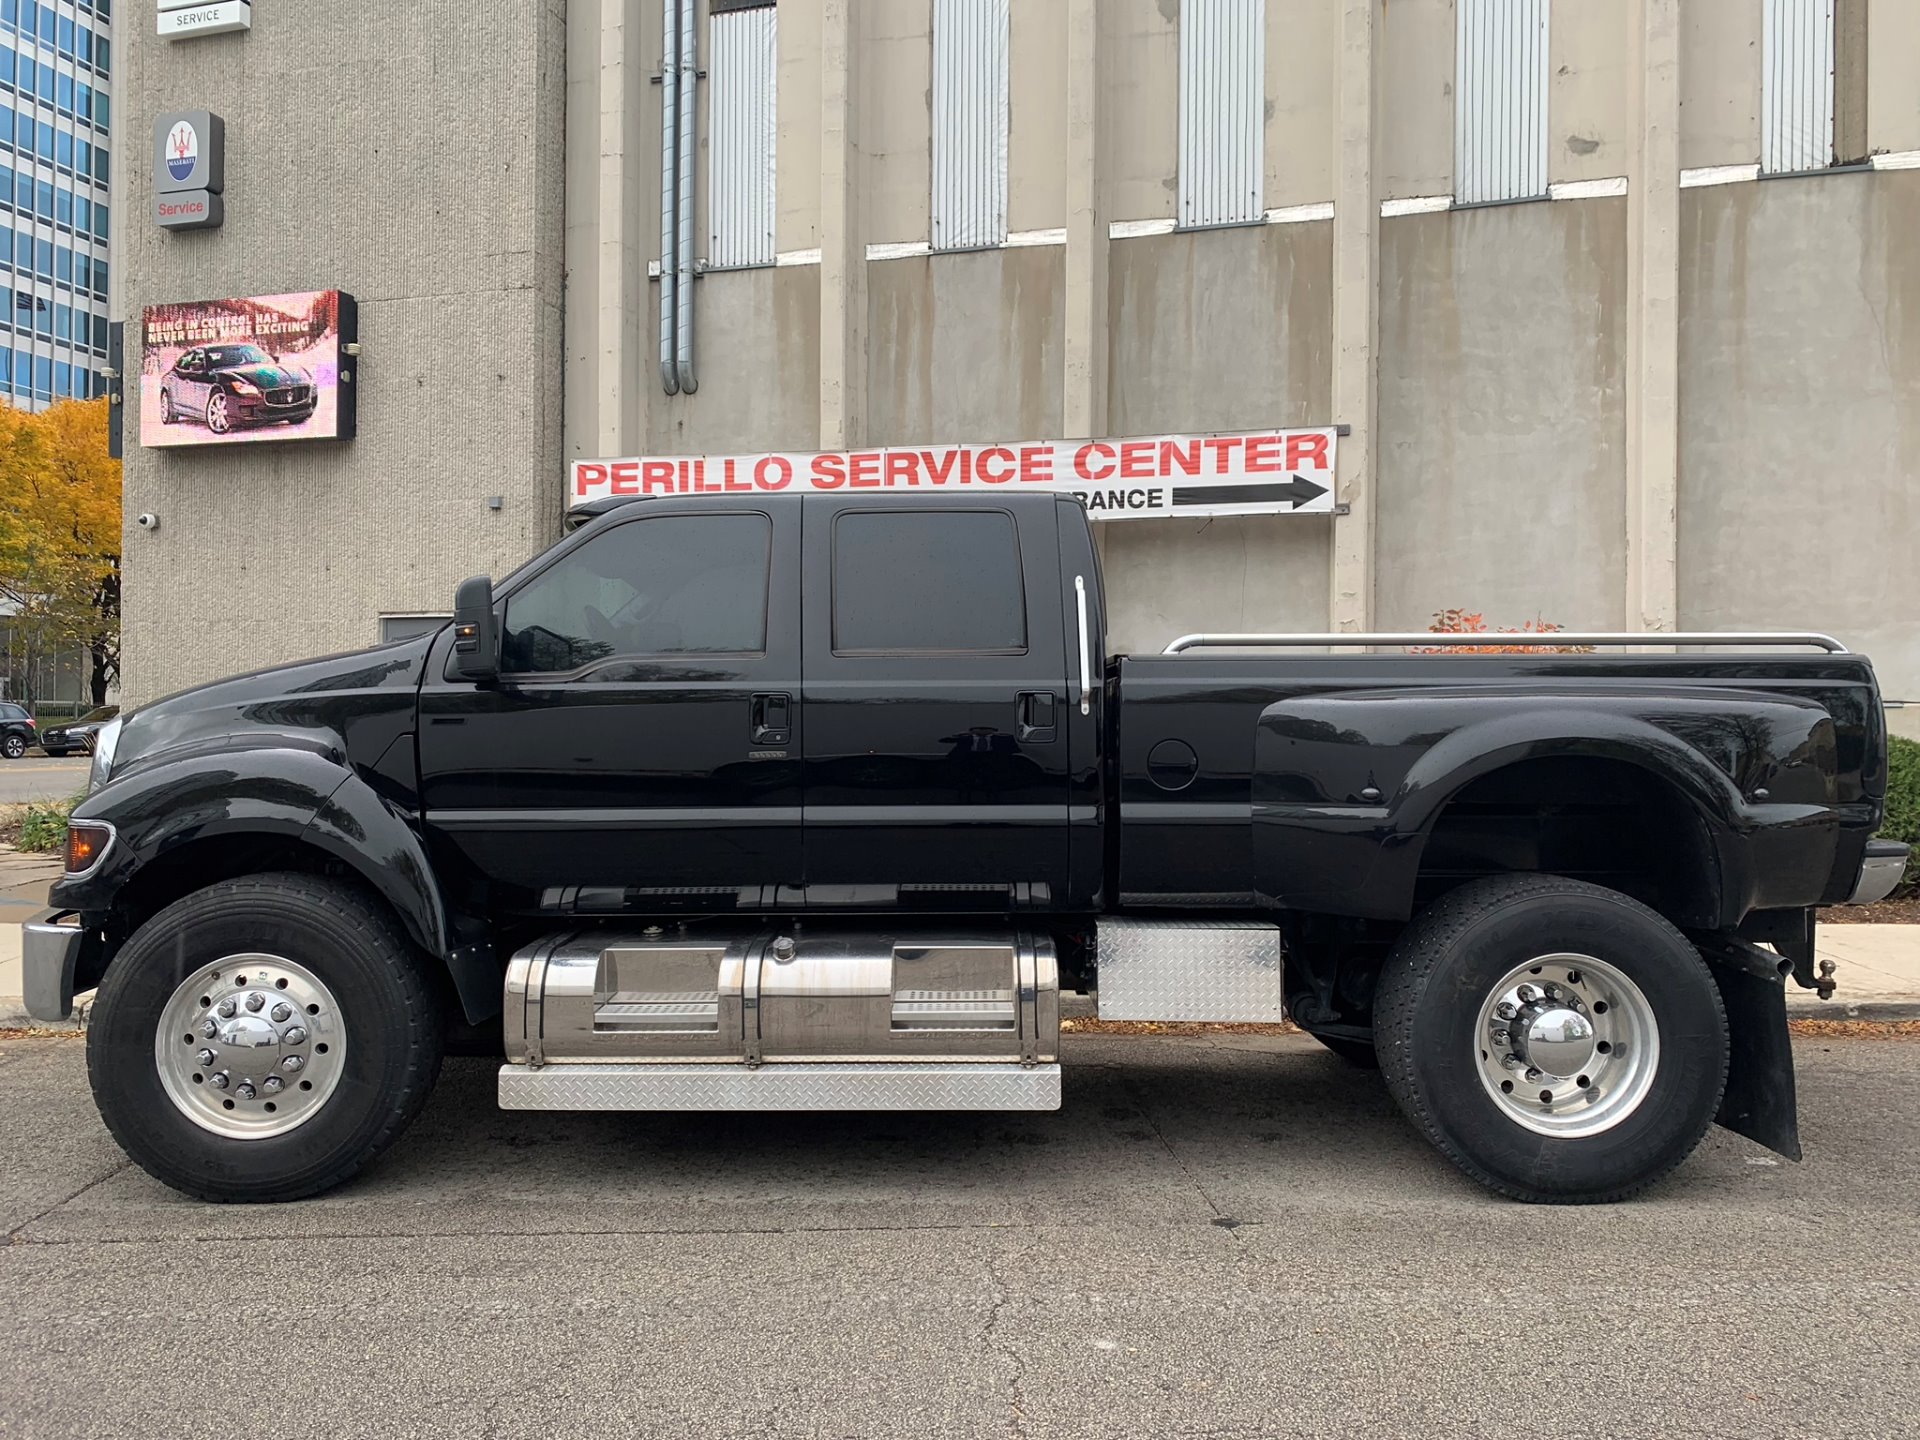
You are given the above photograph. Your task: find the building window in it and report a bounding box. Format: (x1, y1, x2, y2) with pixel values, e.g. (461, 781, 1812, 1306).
(1454, 0, 1549, 204)
(707, 0, 777, 270)
(930, 0, 1009, 251)
(1762, 0, 1835, 174)
(1177, 0, 1265, 228)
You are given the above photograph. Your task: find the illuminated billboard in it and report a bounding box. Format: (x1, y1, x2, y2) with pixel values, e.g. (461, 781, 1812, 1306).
(140, 290, 357, 447)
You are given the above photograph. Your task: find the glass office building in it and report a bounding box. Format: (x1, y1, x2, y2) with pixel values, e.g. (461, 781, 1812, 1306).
(0, 0, 108, 410)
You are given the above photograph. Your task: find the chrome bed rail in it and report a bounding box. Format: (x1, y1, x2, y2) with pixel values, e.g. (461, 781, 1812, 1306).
(1160, 631, 1850, 655)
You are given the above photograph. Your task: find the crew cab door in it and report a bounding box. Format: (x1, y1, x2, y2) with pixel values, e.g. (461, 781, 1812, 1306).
(416, 500, 802, 911)
(800, 496, 1073, 909)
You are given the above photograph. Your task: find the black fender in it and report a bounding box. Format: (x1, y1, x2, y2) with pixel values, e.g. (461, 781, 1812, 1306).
(1252, 685, 1841, 925)
(55, 745, 499, 1023)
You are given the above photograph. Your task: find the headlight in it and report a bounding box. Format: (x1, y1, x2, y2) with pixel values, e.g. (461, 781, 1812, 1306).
(230, 378, 262, 397)
(87, 715, 122, 794)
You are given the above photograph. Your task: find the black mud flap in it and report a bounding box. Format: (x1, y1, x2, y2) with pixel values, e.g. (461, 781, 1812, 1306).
(1699, 938, 1802, 1162)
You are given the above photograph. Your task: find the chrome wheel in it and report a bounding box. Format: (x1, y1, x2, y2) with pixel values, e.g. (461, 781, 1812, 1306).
(1474, 953, 1659, 1138)
(206, 391, 232, 433)
(154, 954, 346, 1139)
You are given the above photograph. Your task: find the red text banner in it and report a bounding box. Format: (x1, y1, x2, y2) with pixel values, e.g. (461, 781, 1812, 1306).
(570, 428, 1340, 521)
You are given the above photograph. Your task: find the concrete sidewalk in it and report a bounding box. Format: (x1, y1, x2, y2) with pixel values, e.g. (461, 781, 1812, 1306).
(2, 848, 1917, 1026)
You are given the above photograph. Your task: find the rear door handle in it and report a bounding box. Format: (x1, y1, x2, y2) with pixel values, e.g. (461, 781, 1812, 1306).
(1017, 691, 1058, 743)
(751, 692, 792, 746)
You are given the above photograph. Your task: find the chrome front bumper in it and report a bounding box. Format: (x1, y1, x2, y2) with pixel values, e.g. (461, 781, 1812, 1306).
(21, 908, 87, 1022)
(1847, 841, 1911, 906)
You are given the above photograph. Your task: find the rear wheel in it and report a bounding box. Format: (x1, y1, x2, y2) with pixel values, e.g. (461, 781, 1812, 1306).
(2, 733, 25, 759)
(87, 873, 444, 1202)
(1374, 874, 1727, 1204)
(160, 388, 176, 424)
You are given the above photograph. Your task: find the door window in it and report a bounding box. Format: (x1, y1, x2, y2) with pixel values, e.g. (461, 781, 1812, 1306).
(502, 513, 772, 675)
(831, 510, 1026, 654)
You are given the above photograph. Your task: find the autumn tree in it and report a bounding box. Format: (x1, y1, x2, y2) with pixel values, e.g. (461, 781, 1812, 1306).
(0, 397, 122, 707)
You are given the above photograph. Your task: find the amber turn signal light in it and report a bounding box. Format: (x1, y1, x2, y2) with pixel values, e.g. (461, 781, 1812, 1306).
(64, 822, 111, 875)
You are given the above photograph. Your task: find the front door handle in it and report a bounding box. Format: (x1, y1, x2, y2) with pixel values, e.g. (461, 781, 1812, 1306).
(1017, 691, 1058, 743)
(751, 692, 792, 746)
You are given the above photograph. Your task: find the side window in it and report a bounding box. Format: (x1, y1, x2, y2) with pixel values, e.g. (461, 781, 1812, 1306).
(832, 510, 1026, 654)
(502, 513, 771, 674)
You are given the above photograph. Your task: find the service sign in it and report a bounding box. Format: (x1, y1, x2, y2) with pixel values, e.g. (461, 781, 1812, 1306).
(140, 290, 358, 448)
(572, 429, 1339, 521)
(158, 0, 253, 41)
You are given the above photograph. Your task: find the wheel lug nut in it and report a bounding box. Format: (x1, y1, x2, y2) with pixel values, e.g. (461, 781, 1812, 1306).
(263, 1075, 284, 1093)
(244, 992, 266, 1013)
(1516, 984, 1537, 1003)
(209, 1072, 231, 1090)
(1495, 1002, 1517, 1020)
(282, 1054, 305, 1073)
(200, 1019, 219, 1039)
(271, 1002, 293, 1023)
(1524, 1067, 1543, 1083)
(235, 1083, 256, 1100)
(1502, 1053, 1525, 1071)
(197, 1048, 217, 1066)
(1490, 1028, 1510, 1045)
(283, 1026, 307, 1046)
(216, 998, 237, 1018)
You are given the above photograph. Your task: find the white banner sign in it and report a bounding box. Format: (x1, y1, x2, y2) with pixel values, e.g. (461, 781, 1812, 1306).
(571, 428, 1340, 521)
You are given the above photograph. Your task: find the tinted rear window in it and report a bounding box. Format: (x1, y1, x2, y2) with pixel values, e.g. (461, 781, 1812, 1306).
(832, 510, 1026, 653)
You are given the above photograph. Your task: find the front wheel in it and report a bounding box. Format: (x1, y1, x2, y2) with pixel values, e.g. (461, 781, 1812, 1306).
(87, 873, 445, 1202)
(1374, 874, 1728, 1204)
(206, 390, 233, 434)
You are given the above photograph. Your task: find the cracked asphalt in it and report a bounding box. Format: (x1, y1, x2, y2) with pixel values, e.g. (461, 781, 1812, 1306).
(4, 1029, 1919, 1439)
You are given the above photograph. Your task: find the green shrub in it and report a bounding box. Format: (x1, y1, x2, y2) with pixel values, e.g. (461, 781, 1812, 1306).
(15, 798, 74, 854)
(1884, 734, 1920, 893)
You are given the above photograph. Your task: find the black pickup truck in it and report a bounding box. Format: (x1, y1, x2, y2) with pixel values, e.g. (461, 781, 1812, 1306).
(26, 493, 1906, 1204)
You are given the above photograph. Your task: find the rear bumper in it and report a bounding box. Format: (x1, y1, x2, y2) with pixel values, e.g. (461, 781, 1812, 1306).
(21, 908, 91, 1022)
(1846, 840, 1911, 906)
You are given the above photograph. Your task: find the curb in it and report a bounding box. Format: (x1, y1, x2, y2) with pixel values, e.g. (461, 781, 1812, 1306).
(1786, 998, 1920, 1023)
(0, 996, 88, 1032)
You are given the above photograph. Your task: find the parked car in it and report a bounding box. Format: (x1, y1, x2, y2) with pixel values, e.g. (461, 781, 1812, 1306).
(40, 705, 119, 758)
(0, 701, 39, 759)
(22, 493, 1907, 1206)
(158, 343, 317, 434)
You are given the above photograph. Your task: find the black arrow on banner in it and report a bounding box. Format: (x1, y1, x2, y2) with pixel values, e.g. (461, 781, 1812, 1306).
(1170, 473, 1330, 510)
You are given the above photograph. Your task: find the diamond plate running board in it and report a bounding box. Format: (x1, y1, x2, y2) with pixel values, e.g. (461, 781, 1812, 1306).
(497, 1061, 1062, 1112)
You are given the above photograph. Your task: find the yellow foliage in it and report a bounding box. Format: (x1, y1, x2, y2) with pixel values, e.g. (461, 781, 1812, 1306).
(0, 397, 121, 696)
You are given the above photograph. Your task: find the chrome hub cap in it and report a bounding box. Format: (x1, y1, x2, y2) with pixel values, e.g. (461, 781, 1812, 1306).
(154, 955, 346, 1139)
(1474, 953, 1658, 1138)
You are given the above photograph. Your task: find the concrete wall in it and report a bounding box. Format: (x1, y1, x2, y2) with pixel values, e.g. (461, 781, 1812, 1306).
(1376, 199, 1629, 631)
(866, 248, 1065, 445)
(1679, 169, 1920, 727)
(1102, 222, 1336, 652)
(120, 1, 568, 703)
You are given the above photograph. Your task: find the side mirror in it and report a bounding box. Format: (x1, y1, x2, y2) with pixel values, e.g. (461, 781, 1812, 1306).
(452, 575, 500, 682)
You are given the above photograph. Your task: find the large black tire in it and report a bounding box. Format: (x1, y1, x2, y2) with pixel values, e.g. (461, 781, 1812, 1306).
(2, 733, 25, 759)
(1374, 874, 1728, 1204)
(87, 873, 445, 1203)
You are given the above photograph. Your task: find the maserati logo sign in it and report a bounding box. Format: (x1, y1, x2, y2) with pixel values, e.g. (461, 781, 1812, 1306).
(153, 111, 226, 230)
(166, 122, 199, 182)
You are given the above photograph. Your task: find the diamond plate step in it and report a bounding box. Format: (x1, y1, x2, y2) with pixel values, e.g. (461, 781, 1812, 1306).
(498, 1061, 1062, 1112)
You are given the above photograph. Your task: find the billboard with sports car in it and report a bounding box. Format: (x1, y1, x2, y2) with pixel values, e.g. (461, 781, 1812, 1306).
(140, 289, 356, 447)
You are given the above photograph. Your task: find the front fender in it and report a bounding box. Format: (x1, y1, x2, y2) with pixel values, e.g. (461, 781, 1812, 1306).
(1253, 686, 1840, 924)
(54, 748, 475, 1011)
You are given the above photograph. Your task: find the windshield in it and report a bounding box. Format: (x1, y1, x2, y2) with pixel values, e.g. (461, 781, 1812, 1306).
(205, 344, 272, 368)
(76, 706, 118, 724)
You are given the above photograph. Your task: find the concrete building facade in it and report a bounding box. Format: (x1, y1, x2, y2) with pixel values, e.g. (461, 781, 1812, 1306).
(117, 0, 1920, 733)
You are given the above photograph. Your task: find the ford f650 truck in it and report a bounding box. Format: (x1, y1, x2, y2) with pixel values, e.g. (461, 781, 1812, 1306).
(25, 493, 1907, 1204)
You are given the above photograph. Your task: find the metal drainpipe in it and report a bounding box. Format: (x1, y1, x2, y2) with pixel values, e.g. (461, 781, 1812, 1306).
(674, 0, 698, 394)
(658, 0, 680, 395)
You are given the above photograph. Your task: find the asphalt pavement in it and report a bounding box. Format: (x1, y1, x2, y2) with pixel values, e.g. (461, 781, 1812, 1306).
(3, 1029, 1917, 1439)
(0, 756, 89, 805)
